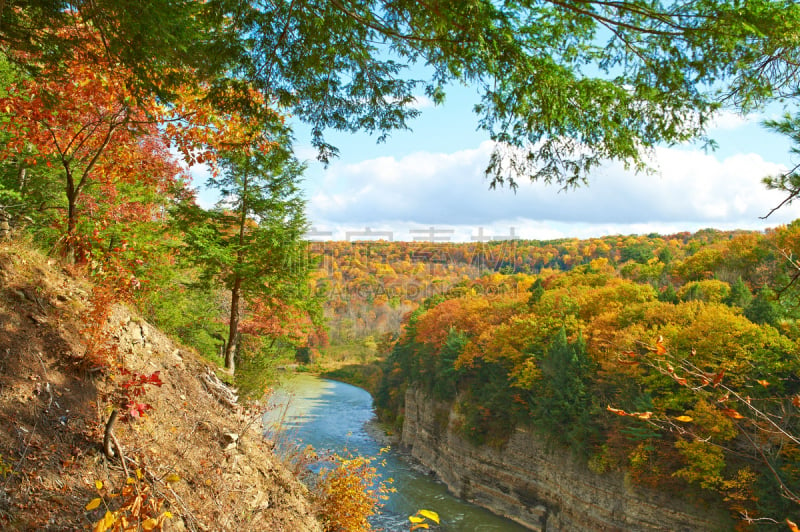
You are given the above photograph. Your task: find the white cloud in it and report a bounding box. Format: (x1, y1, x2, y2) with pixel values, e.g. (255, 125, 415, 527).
(306, 142, 799, 240)
(708, 110, 761, 131)
(411, 94, 436, 109)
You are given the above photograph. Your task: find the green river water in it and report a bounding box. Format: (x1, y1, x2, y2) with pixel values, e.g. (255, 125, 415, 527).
(263, 374, 529, 531)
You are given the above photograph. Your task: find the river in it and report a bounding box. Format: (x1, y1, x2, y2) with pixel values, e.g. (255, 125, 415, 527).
(263, 373, 528, 531)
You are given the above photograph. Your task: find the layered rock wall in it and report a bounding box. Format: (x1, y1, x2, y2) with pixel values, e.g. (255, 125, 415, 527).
(401, 386, 731, 531)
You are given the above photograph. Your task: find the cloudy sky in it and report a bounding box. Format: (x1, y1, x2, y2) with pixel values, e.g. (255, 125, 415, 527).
(195, 83, 800, 242)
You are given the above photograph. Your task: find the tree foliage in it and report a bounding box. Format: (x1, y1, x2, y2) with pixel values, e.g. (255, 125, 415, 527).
(4, 0, 800, 186)
(178, 142, 313, 374)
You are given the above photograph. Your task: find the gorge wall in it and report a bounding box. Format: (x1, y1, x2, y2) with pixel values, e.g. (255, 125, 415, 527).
(401, 386, 732, 531)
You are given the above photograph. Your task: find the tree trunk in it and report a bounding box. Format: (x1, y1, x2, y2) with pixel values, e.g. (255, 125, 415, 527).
(65, 172, 78, 263)
(224, 275, 242, 374)
(223, 165, 250, 375)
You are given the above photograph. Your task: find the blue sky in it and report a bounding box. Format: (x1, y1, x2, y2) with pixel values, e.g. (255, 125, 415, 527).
(193, 83, 800, 242)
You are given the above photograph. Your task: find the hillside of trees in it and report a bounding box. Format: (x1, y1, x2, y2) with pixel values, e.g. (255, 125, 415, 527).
(363, 224, 800, 526)
(315, 228, 786, 345)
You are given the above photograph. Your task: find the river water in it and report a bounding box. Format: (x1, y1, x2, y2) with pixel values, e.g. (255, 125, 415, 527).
(263, 374, 528, 531)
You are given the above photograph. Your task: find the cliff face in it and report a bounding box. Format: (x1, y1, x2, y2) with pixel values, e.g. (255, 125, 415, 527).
(401, 386, 732, 531)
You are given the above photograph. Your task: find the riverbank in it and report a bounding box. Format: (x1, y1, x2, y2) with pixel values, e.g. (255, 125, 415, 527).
(266, 373, 530, 531)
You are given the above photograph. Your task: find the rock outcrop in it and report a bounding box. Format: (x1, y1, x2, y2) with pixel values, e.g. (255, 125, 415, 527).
(401, 386, 732, 531)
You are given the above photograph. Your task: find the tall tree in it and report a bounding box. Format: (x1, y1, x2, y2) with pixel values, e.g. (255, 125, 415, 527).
(535, 328, 595, 453)
(180, 140, 310, 374)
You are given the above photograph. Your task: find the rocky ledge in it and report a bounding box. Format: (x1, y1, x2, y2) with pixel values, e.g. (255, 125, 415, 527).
(401, 386, 732, 531)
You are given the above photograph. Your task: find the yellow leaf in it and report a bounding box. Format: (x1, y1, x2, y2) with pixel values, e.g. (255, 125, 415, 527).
(675, 416, 693, 423)
(95, 480, 104, 490)
(126, 477, 136, 484)
(136, 468, 143, 480)
(418, 509, 440, 524)
(141, 518, 158, 531)
(164, 473, 180, 483)
(409, 516, 425, 523)
(85, 497, 102, 511)
(92, 511, 114, 532)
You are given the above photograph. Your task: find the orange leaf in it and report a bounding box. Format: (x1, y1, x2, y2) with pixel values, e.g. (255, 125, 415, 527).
(655, 336, 667, 356)
(721, 408, 745, 420)
(607, 405, 628, 416)
(787, 519, 800, 532)
(634, 411, 653, 420)
(712, 370, 724, 387)
(757, 379, 770, 387)
(792, 395, 800, 408)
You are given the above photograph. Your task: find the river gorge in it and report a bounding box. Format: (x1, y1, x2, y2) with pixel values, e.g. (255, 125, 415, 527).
(263, 374, 528, 531)
(264, 374, 733, 531)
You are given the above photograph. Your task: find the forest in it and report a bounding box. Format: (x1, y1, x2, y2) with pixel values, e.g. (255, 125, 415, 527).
(2, 0, 800, 530)
(359, 228, 800, 525)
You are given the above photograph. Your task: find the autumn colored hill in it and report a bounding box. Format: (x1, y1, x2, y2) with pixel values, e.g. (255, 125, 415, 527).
(314, 227, 792, 348)
(0, 238, 323, 531)
(365, 223, 800, 527)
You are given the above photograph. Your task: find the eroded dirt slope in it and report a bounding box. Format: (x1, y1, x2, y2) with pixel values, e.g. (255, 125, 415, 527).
(0, 240, 322, 531)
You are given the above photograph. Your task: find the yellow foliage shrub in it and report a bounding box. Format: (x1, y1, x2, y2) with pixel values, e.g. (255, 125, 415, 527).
(315, 453, 388, 532)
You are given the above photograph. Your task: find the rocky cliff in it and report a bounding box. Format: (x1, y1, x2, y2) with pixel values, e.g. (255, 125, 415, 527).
(401, 386, 732, 531)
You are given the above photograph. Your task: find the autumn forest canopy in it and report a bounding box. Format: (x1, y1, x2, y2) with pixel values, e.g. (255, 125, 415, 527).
(3, 0, 800, 529)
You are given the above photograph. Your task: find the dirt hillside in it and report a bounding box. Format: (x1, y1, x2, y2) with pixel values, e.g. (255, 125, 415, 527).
(0, 239, 323, 531)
